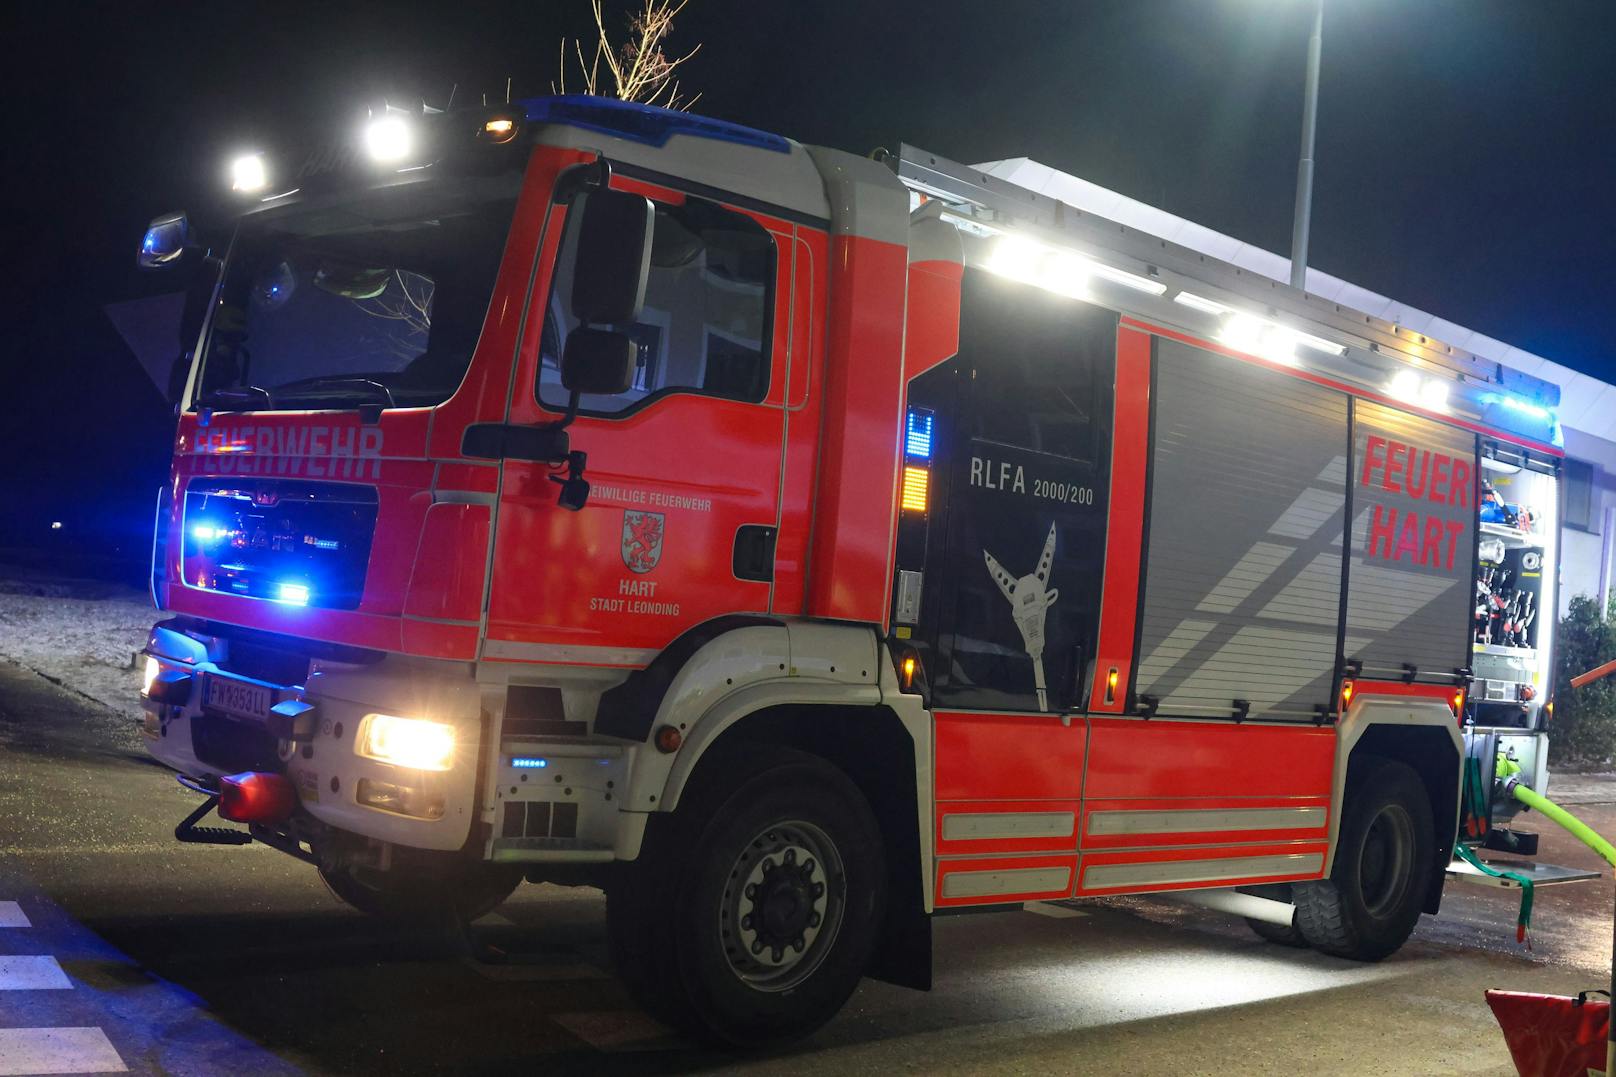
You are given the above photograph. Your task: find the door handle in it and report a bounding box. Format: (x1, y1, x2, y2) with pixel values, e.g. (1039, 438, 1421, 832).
(733, 525, 777, 582)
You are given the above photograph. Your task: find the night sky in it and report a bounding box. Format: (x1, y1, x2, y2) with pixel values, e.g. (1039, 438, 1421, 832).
(7, 0, 1614, 567)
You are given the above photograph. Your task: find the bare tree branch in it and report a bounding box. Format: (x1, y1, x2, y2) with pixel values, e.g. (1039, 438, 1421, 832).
(555, 0, 700, 109)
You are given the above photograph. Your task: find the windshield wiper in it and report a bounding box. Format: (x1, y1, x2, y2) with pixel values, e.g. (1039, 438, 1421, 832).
(273, 377, 397, 410)
(197, 385, 276, 410)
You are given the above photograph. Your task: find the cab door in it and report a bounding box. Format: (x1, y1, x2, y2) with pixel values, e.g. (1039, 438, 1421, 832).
(483, 180, 794, 668)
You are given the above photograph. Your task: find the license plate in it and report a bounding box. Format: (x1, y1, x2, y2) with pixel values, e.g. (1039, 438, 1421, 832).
(205, 676, 274, 722)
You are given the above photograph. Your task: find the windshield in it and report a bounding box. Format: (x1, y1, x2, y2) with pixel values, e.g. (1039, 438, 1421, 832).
(195, 178, 519, 412)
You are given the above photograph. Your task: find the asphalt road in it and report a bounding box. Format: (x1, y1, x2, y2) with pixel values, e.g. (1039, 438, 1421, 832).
(3, 658, 1615, 1076)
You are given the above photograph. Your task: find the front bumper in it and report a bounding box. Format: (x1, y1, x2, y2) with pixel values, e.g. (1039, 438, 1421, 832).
(141, 623, 481, 852)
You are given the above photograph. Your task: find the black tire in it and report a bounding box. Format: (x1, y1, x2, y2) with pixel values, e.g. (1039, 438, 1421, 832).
(607, 747, 886, 1047)
(1295, 757, 1433, 961)
(1240, 884, 1307, 947)
(319, 863, 521, 925)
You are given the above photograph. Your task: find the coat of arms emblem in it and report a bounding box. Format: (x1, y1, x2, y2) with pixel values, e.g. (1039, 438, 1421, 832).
(622, 511, 665, 573)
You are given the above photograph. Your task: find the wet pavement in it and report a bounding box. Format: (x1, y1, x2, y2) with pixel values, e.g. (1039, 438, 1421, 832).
(1, 656, 1613, 1075)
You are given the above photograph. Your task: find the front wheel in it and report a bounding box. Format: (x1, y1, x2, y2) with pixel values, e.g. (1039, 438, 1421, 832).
(608, 748, 885, 1047)
(1295, 757, 1433, 960)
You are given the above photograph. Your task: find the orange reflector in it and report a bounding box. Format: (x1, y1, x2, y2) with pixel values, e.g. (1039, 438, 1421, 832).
(1339, 680, 1354, 711)
(901, 655, 917, 689)
(1545, 698, 1555, 721)
(1451, 688, 1466, 718)
(901, 466, 929, 512)
(1105, 667, 1119, 704)
(654, 725, 683, 753)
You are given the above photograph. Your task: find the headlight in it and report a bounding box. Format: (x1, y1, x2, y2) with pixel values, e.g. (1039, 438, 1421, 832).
(357, 713, 456, 771)
(142, 656, 161, 697)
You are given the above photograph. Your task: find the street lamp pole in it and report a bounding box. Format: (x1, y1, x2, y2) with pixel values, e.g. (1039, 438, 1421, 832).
(1289, 0, 1324, 290)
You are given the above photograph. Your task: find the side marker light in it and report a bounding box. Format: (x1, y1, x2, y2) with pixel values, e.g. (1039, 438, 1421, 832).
(655, 725, 683, 753)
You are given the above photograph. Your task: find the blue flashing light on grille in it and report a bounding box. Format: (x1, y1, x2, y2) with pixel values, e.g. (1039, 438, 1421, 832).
(905, 408, 934, 460)
(510, 757, 549, 769)
(192, 525, 217, 542)
(275, 582, 310, 606)
(520, 95, 790, 153)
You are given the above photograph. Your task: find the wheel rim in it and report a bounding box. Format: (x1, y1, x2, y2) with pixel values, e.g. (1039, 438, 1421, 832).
(717, 819, 845, 993)
(1357, 802, 1415, 917)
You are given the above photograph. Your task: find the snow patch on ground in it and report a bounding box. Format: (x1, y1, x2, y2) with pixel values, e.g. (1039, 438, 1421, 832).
(0, 570, 153, 744)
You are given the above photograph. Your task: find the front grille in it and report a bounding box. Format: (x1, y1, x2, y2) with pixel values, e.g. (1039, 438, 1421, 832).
(501, 801, 578, 839)
(182, 479, 378, 611)
(221, 638, 311, 688)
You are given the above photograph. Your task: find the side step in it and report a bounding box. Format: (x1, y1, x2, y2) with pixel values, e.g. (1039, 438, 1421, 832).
(1446, 856, 1602, 889)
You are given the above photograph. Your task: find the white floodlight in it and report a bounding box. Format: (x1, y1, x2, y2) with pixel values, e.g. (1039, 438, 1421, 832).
(364, 115, 413, 163)
(1173, 291, 1231, 316)
(986, 236, 1047, 284)
(230, 153, 267, 193)
(1418, 377, 1451, 412)
(1090, 263, 1166, 296)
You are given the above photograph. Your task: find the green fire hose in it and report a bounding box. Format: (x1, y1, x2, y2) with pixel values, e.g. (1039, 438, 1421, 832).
(1456, 752, 1616, 947)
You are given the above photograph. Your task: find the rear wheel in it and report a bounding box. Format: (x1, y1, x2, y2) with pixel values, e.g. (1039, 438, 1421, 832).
(607, 748, 885, 1047)
(1295, 757, 1433, 960)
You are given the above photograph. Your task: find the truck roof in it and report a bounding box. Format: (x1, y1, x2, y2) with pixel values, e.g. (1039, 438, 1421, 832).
(895, 145, 1570, 454)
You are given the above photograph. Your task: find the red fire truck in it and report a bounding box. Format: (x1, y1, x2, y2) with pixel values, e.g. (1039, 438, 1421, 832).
(137, 96, 1565, 1045)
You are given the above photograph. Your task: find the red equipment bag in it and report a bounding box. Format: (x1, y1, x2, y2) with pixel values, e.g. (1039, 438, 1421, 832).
(1486, 989, 1609, 1077)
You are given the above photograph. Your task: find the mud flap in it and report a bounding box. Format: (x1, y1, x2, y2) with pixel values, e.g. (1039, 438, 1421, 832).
(866, 888, 931, 991)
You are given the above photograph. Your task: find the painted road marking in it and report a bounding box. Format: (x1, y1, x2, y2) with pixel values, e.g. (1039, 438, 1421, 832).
(0, 956, 72, 991)
(0, 902, 30, 928)
(0, 1027, 128, 1075)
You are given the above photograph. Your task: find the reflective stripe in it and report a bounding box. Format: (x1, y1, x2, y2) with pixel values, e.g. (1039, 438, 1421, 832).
(941, 811, 1075, 842)
(1083, 852, 1324, 890)
(941, 866, 1071, 899)
(1087, 806, 1325, 836)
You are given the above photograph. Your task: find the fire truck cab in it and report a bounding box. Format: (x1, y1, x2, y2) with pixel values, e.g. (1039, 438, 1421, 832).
(137, 96, 1563, 1045)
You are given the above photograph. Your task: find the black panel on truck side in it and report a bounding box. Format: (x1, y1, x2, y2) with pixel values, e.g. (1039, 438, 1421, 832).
(903, 270, 1116, 715)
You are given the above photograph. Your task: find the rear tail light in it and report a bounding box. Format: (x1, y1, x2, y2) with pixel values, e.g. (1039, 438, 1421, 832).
(218, 771, 296, 824)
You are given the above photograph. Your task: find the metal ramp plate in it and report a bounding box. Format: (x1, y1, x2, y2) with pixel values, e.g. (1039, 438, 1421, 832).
(1446, 857, 1602, 889)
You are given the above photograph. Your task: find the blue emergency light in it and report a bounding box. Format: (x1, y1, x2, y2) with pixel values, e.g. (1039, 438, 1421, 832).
(906, 408, 934, 460)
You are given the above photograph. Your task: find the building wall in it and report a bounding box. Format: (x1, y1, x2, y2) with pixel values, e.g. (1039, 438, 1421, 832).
(1559, 426, 1616, 618)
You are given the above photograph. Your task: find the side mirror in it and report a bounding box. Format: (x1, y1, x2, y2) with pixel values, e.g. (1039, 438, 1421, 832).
(561, 328, 637, 395)
(568, 190, 653, 325)
(138, 212, 191, 269)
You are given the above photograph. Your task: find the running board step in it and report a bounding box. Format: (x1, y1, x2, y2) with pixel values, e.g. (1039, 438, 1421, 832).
(1446, 857, 1602, 889)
